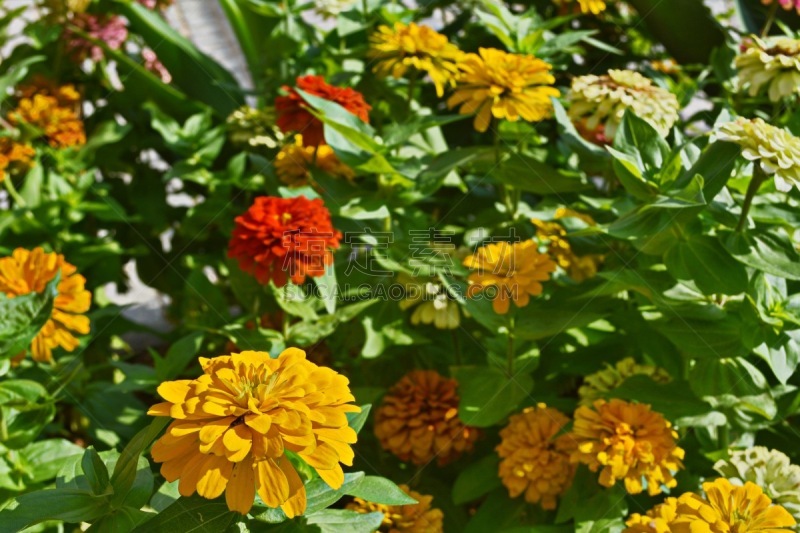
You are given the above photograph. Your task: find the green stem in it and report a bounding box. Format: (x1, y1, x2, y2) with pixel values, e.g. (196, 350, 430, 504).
(406, 73, 417, 114)
(451, 329, 462, 366)
(762, 3, 779, 37)
(736, 165, 768, 232)
(507, 316, 516, 375)
(3, 177, 26, 207)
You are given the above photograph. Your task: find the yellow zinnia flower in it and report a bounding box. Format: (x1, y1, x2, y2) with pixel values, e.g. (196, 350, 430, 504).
(571, 399, 685, 496)
(447, 48, 560, 132)
(736, 36, 800, 102)
(347, 484, 444, 533)
(274, 134, 354, 187)
(715, 117, 800, 193)
(0, 137, 35, 182)
(0, 247, 91, 362)
(374, 370, 479, 466)
(463, 240, 556, 315)
(532, 209, 604, 282)
(148, 348, 360, 516)
(397, 273, 462, 330)
(625, 478, 797, 532)
(577, 0, 607, 13)
(568, 69, 680, 142)
(496, 404, 576, 510)
(369, 22, 464, 97)
(578, 357, 671, 406)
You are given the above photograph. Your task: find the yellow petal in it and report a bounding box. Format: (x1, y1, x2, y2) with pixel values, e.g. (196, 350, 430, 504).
(226, 455, 256, 514)
(255, 458, 289, 508)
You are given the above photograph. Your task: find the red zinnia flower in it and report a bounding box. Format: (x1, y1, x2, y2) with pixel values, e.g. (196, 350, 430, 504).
(228, 196, 341, 287)
(275, 75, 371, 147)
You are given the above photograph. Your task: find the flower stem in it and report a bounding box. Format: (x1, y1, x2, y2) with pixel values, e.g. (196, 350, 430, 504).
(736, 165, 768, 232)
(3, 177, 26, 207)
(507, 316, 515, 375)
(762, 3, 779, 37)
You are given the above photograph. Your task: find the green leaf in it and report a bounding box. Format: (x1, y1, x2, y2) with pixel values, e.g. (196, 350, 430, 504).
(87, 507, 154, 533)
(0, 56, 45, 106)
(154, 332, 204, 380)
(0, 488, 110, 531)
(0, 379, 55, 449)
(675, 140, 741, 199)
(18, 438, 84, 484)
(454, 367, 533, 427)
(724, 230, 800, 280)
(614, 110, 671, 175)
(515, 301, 609, 341)
(347, 404, 371, 434)
(131, 494, 237, 532)
(346, 476, 417, 505)
(605, 376, 714, 423)
(753, 331, 800, 385)
(110, 417, 169, 507)
(495, 153, 591, 195)
(453, 454, 503, 505)
(305, 509, 384, 533)
(82, 447, 111, 496)
(664, 235, 748, 295)
(464, 489, 528, 533)
(0, 271, 60, 358)
(314, 264, 338, 315)
(652, 315, 749, 359)
(252, 472, 366, 523)
(556, 469, 627, 523)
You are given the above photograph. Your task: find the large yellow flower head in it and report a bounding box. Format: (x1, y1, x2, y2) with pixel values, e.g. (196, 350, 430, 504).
(0, 247, 91, 362)
(496, 404, 576, 510)
(347, 484, 444, 533)
(274, 134, 354, 188)
(148, 348, 360, 516)
(532, 209, 604, 283)
(369, 22, 464, 97)
(447, 48, 560, 132)
(374, 370, 479, 466)
(736, 36, 800, 102)
(567, 69, 680, 142)
(571, 399, 685, 496)
(578, 357, 671, 406)
(624, 478, 797, 532)
(463, 240, 556, 315)
(714, 117, 800, 193)
(0, 137, 35, 183)
(714, 447, 800, 523)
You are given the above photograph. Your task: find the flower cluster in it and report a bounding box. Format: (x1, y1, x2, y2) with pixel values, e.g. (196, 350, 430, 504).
(0, 247, 91, 363)
(275, 134, 354, 187)
(715, 117, 800, 192)
(464, 240, 556, 314)
(8, 82, 86, 148)
(578, 357, 671, 406)
(374, 370, 480, 466)
(0, 137, 35, 182)
(397, 272, 462, 330)
(568, 69, 680, 142)
(448, 47, 559, 132)
(369, 22, 464, 97)
(571, 399, 685, 495)
(347, 484, 444, 532)
(148, 348, 360, 515)
(64, 13, 128, 62)
(276, 75, 371, 147)
(625, 478, 796, 532)
(533, 208, 604, 283)
(496, 404, 576, 510)
(736, 36, 800, 102)
(714, 447, 800, 523)
(228, 196, 341, 287)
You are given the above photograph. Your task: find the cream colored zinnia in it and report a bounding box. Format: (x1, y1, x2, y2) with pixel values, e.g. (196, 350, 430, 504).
(578, 357, 671, 406)
(714, 446, 800, 524)
(567, 69, 680, 141)
(736, 36, 800, 102)
(714, 117, 800, 193)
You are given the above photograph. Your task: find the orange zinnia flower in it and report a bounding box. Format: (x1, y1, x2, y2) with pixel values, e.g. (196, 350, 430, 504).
(149, 348, 360, 515)
(0, 247, 91, 362)
(9, 81, 86, 148)
(0, 137, 35, 182)
(275, 75, 371, 147)
(571, 399, 685, 496)
(228, 196, 341, 287)
(374, 370, 479, 466)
